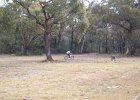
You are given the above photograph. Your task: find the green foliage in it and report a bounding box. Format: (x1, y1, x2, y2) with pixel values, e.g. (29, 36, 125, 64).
(0, 6, 16, 32)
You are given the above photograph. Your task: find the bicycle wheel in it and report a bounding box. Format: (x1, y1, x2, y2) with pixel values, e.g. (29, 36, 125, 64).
(64, 56, 69, 60)
(70, 55, 74, 59)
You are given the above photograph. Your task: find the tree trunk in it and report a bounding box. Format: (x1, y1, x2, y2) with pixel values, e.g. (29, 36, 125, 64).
(57, 23, 64, 47)
(57, 32, 61, 47)
(105, 33, 108, 53)
(71, 27, 74, 51)
(44, 32, 53, 61)
(98, 44, 101, 54)
(126, 31, 134, 56)
(80, 33, 86, 53)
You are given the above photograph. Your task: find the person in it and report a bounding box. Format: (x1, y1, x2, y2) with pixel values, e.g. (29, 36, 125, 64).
(66, 50, 71, 58)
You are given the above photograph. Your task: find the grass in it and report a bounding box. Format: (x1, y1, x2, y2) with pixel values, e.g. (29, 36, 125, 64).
(0, 54, 140, 100)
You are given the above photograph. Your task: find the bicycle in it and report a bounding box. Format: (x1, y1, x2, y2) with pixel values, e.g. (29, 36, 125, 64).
(64, 54, 74, 60)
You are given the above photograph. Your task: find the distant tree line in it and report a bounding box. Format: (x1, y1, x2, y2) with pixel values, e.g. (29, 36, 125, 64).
(0, 0, 140, 61)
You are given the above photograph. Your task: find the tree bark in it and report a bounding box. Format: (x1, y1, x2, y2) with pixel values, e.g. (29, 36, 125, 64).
(57, 32, 62, 47)
(70, 27, 74, 51)
(44, 31, 53, 61)
(80, 34, 86, 53)
(57, 23, 64, 47)
(98, 45, 101, 54)
(105, 33, 108, 53)
(126, 31, 134, 56)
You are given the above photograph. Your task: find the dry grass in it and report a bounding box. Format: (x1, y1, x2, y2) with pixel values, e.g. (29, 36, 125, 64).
(0, 54, 140, 100)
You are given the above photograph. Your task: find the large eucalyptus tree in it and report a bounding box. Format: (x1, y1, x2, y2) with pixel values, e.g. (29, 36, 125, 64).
(9, 0, 85, 61)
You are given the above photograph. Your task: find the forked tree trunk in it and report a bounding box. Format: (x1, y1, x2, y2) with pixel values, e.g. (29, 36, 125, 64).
(44, 32, 53, 61)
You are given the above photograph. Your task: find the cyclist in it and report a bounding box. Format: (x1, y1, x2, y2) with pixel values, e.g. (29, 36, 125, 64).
(66, 50, 71, 58)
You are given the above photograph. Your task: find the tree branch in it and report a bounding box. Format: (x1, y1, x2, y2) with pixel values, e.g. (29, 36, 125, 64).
(53, 5, 79, 24)
(38, 1, 48, 27)
(14, 0, 45, 27)
(38, 1, 54, 24)
(111, 22, 130, 31)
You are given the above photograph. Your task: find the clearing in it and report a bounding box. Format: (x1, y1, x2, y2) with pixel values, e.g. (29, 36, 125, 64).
(0, 54, 140, 100)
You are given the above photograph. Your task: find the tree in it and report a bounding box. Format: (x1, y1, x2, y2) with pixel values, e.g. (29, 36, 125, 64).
(16, 18, 42, 55)
(79, 3, 89, 53)
(106, 0, 140, 55)
(0, 5, 17, 53)
(9, 0, 85, 61)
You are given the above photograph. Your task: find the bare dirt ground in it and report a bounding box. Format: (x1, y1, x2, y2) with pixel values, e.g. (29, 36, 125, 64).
(0, 54, 140, 100)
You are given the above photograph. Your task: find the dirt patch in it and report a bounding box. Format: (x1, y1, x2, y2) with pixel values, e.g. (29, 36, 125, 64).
(0, 66, 48, 78)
